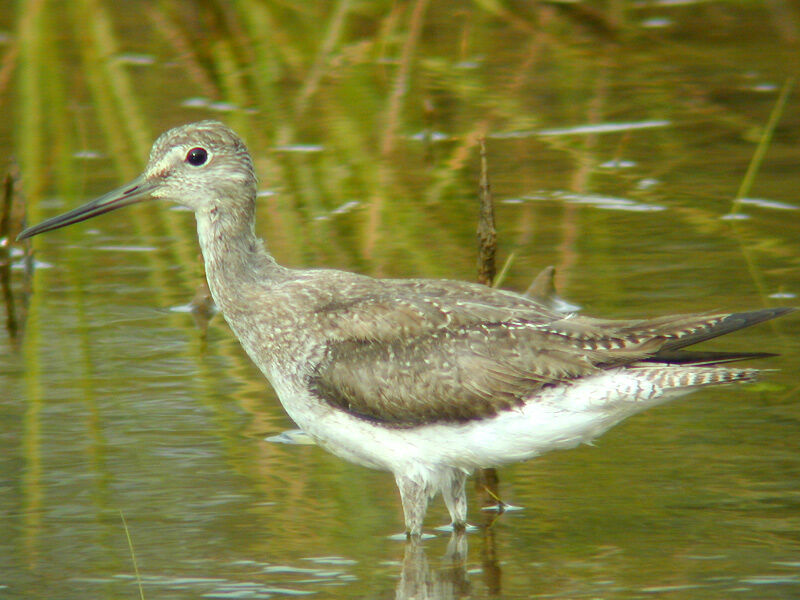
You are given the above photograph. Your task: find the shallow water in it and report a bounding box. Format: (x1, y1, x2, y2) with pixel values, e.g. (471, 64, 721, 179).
(1, 2, 800, 598)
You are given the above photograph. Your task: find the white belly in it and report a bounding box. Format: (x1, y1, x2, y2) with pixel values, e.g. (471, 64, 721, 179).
(267, 367, 690, 476)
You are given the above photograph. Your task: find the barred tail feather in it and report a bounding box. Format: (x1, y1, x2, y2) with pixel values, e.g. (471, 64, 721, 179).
(636, 365, 760, 389)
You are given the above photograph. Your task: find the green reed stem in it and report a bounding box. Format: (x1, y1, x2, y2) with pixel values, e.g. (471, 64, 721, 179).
(120, 511, 145, 600)
(730, 75, 795, 214)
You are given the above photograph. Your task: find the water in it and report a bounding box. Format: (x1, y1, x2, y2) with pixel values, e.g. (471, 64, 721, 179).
(1, 2, 800, 598)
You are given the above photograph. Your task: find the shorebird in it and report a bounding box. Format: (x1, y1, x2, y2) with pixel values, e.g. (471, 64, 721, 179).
(19, 121, 793, 537)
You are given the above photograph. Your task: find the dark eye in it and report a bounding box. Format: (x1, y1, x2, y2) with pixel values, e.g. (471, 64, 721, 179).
(186, 147, 208, 166)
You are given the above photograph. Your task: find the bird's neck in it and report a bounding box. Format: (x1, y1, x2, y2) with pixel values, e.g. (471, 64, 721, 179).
(195, 202, 289, 312)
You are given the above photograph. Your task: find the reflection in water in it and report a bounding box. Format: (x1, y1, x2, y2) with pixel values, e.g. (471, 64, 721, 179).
(397, 533, 471, 600)
(1, 165, 31, 343)
(479, 525, 502, 597)
(395, 526, 512, 599)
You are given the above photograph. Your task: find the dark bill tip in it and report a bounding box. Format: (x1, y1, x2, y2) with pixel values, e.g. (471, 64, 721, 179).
(17, 175, 155, 241)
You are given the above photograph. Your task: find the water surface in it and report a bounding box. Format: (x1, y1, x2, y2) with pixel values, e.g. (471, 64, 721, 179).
(1, 2, 799, 598)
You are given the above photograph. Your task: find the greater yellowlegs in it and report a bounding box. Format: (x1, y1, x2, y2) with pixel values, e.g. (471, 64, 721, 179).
(19, 121, 794, 537)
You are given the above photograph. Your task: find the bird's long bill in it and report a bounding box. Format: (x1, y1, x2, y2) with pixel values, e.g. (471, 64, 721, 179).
(17, 174, 156, 240)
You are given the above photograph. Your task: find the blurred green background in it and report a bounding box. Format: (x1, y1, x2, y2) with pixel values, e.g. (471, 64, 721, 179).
(1, 2, 799, 599)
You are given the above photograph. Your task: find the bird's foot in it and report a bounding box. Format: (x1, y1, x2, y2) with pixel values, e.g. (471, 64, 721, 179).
(387, 531, 436, 542)
(433, 522, 478, 534)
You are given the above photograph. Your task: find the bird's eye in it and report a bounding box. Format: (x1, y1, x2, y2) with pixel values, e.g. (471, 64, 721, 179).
(186, 147, 208, 166)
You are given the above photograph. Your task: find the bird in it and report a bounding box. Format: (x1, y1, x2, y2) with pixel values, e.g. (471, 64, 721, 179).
(18, 120, 794, 538)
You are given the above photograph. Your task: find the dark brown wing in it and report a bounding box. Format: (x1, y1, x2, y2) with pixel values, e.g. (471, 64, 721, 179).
(304, 273, 793, 427)
(309, 320, 661, 427)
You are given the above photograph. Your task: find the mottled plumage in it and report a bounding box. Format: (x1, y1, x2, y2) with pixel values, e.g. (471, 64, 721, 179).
(19, 121, 794, 537)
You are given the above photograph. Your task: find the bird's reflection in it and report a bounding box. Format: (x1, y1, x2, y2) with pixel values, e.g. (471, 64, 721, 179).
(396, 532, 470, 600)
(394, 522, 505, 600)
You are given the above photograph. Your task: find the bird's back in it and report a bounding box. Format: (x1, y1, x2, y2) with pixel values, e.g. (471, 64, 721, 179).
(216, 262, 793, 428)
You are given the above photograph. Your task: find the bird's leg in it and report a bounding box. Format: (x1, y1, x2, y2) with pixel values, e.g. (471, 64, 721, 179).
(442, 470, 468, 532)
(396, 475, 431, 538)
